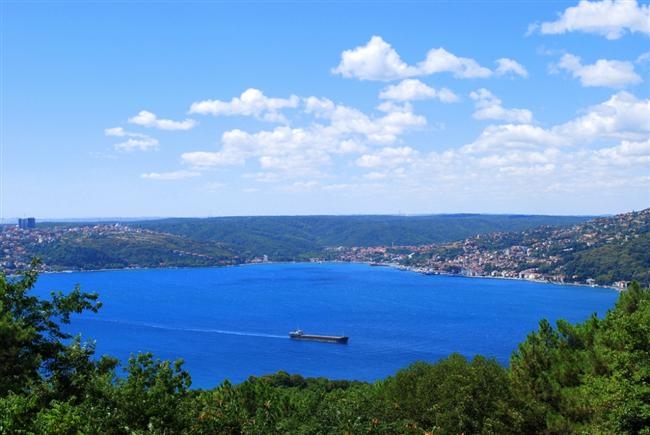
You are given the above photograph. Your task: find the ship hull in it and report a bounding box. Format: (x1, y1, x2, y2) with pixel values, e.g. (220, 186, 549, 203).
(289, 332, 349, 344)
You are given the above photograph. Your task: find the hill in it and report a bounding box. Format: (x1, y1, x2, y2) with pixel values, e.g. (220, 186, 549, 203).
(343, 209, 649, 286)
(1, 224, 236, 271)
(133, 214, 592, 261)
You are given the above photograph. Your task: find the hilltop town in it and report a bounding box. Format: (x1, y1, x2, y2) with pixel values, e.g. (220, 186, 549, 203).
(325, 209, 649, 288)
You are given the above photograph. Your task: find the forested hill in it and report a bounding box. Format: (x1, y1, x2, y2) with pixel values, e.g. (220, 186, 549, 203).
(134, 214, 591, 260)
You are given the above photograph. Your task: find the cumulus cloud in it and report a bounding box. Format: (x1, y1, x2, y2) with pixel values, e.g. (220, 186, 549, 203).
(417, 47, 492, 78)
(592, 138, 650, 166)
(469, 89, 533, 124)
(379, 79, 459, 102)
(332, 36, 524, 81)
(409, 91, 648, 204)
(304, 96, 426, 144)
(556, 91, 650, 142)
(532, 0, 650, 39)
(463, 91, 650, 155)
(128, 110, 197, 131)
(180, 94, 427, 180)
(495, 58, 529, 77)
(189, 88, 299, 122)
(331, 35, 417, 81)
(462, 124, 565, 154)
(141, 170, 201, 180)
(556, 53, 642, 88)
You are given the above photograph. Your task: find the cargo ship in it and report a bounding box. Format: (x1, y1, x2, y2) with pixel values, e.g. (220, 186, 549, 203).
(289, 329, 349, 344)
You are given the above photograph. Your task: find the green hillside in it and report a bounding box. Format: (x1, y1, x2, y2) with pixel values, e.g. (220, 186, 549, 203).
(562, 231, 650, 285)
(29, 228, 235, 270)
(135, 214, 591, 260)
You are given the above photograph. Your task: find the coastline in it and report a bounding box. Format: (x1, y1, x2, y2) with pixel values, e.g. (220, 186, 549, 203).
(30, 260, 621, 292)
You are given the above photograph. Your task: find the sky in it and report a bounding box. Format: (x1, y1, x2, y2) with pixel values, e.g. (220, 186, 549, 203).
(1, 0, 649, 219)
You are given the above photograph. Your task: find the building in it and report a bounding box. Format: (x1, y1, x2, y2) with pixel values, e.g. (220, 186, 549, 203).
(18, 217, 36, 229)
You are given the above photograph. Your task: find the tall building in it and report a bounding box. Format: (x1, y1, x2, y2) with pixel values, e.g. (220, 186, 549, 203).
(18, 218, 36, 229)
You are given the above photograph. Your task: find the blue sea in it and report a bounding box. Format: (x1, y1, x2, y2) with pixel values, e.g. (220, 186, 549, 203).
(32, 263, 618, 389)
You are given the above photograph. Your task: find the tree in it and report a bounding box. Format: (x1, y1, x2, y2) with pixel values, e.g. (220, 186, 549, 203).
(0, 260, 102, 397)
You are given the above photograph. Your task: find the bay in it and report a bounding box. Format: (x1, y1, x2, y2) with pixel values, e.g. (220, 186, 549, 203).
(32, 262, 618, 389)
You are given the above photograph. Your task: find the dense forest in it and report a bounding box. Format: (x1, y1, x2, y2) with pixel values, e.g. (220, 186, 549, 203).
(1, 264, 648, 434)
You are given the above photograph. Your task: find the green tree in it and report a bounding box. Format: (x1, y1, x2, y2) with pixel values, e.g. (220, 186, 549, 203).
(0, 260, 102, 397)
(510, 282, 650, 434)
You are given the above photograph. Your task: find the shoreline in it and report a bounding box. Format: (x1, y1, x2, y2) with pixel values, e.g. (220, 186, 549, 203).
(28, 260, 621, 292)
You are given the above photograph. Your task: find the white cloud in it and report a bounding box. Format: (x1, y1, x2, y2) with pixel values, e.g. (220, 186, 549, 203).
(105, 126, 159, 152)
(556, 91, 650, 141)
(180, 93, 427, 180)
(259, 152, 331, 174)
(331, 35, 417, 81)
(592, 138, 650, 166)
(114, 137, 159, 152)
(305, 96, 426, 144)
(461, 123, 565, 154)
(128, 110, 197, 131)
(141, 170, 201, 180)
(417, 47, 492, 78)
(534, 0, 650, 39)
(188, 88, 299, 122)
(637, 51, 650, 63)
(495, 58, 529, 77)
(463, 92, 650, 155)
(469, 88, 533, 124)
(379, 79, 459, 102)
(435, 89, 460, 103)
(556, 53, 642, 88)
(356, 146, 419, 168)
(104, 127, 146, 138)
(332, 36, 523, 81)
(181, 150, 245, 168)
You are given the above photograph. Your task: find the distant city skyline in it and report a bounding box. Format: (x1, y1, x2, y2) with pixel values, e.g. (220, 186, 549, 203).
(2, 1, 649, 218)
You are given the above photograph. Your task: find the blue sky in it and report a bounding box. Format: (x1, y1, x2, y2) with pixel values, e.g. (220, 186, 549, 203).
(2, 0, 649, 219)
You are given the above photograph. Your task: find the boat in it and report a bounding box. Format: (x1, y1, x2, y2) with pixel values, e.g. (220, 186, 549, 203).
(289, 329, 349, 344)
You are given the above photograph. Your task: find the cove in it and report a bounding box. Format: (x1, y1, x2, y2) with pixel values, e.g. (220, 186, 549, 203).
(32, 262, 618, 389)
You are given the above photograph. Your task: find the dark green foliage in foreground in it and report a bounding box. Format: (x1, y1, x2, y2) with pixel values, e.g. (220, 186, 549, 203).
(510, 281, 650, 434)
(1, 265, 648, 434)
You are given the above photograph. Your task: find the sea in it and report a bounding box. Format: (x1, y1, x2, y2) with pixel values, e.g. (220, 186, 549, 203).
(31, 262, 618, 389)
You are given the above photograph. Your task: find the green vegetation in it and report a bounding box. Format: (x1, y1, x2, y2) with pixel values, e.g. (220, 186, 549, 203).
(134, 214, 591, 261)
(2, 264, 648, 434)
(31, 228, 236, 271)
(562, 231, 650, 286)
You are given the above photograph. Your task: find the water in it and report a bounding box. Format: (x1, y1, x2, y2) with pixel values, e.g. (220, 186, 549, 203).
(31, 263, 618, 389)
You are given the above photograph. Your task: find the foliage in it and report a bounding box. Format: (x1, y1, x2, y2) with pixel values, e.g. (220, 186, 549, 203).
(30, 230, 235, 271)
(136, 214, 590, 261)
(0, 260, 102, 396)
(510, 281, 650, 434)
(562, 232, 650, 286)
